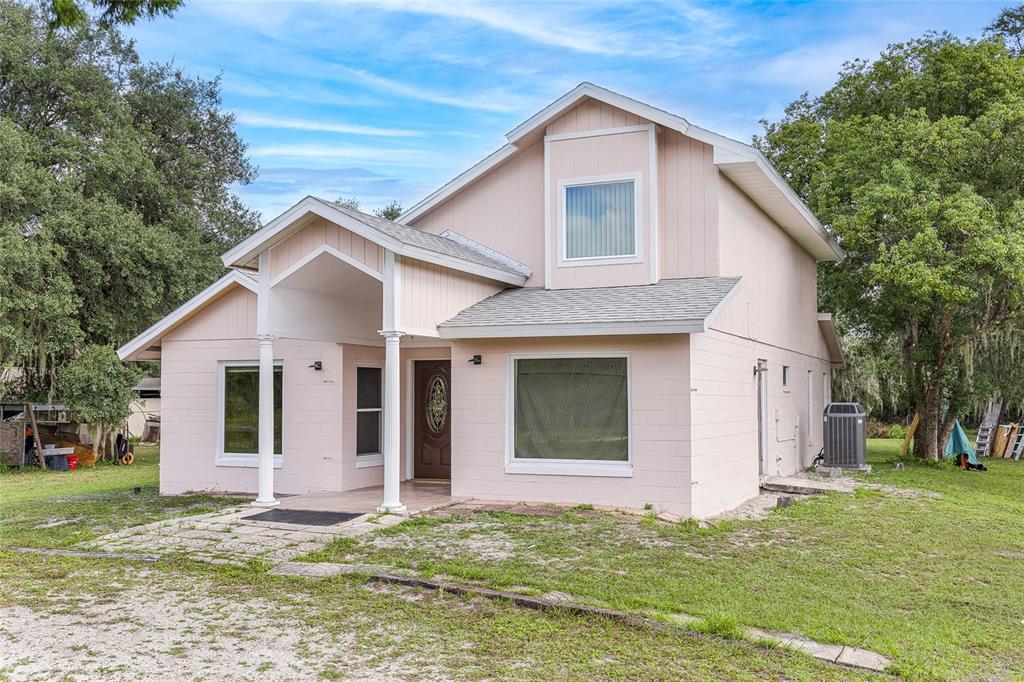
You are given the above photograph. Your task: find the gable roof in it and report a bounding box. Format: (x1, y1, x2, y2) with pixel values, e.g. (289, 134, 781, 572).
(222, 196, 529, 286)
(438, 276, 741, 338)
(400, 82, 843, 262)
(117, 269, 257, 361)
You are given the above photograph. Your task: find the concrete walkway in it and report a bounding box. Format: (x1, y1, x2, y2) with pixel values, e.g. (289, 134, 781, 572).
(84, 480, 459, 565)
(84, 505, 406, 565)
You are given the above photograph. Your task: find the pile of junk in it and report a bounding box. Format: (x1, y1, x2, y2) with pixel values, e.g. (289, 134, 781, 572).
(0, 403, 134, 471)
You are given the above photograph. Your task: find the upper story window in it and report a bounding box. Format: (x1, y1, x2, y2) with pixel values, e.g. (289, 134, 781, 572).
(561, 175, 640, 262)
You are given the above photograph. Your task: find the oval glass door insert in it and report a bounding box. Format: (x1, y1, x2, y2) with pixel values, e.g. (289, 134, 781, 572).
(426, 374, 447, 433)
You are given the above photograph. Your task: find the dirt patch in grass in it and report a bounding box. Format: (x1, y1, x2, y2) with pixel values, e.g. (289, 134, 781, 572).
(370, 519, 517, 561)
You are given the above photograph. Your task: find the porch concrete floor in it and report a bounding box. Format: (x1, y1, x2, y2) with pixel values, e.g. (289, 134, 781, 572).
(83, 480, 459, 566)
(277, 479, 459, 515)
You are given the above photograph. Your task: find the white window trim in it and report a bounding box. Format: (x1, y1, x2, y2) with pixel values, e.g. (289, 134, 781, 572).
(557, 172, 643, 267)
(505, 351, 633, 478)
(355, 363, 384, 465)
(215, 360, 283, 469)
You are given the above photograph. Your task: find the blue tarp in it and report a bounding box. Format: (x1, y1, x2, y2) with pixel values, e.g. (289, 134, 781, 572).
(944, 419, 979, 465)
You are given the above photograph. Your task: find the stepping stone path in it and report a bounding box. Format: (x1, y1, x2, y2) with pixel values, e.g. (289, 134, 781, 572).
(83, 506, 401, 566)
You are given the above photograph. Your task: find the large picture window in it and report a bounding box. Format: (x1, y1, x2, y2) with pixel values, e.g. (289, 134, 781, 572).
(564, 179, 637, 260)
(356, 366, 383, 456)
(221, 364, 282, 456)
(512, 356, 629, 468)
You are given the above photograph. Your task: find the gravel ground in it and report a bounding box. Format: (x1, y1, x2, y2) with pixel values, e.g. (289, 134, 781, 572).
(0, 569, 413, 682)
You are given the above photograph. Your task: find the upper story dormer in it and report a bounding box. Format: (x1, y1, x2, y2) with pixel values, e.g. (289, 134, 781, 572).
(402, 83, 842, 291)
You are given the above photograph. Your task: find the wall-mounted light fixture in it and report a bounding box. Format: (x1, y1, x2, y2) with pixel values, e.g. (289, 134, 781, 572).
(468, 355, 482, 365)
(309, 361, 322, 371)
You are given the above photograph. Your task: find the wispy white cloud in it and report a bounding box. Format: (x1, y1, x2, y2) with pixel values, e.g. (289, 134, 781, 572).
(248, 143, 434, 165)
(336, 0, 737, 59)
(752, 37, 893, 92)
(236, 112, 422, 137)
(356, 0, 629, 55)
(328, 65, 533, 113)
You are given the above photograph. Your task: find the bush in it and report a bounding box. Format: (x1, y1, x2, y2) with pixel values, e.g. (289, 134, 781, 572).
(888, 424, 909, 440)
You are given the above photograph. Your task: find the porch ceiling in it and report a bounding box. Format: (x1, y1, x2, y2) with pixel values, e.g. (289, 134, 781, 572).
(274, 250, 380, 298)
(270, 250, 383, 343)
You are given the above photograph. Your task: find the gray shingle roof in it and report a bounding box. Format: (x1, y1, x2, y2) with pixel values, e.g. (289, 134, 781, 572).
(439, 277, 741, 337)
(315, 198, 530, 278)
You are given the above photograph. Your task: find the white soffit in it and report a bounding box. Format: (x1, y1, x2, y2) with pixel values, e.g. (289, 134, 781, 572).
(817, 313, 845, 368)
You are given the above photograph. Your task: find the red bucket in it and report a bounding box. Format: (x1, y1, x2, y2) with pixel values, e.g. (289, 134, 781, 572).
(67, 455, 79, 470)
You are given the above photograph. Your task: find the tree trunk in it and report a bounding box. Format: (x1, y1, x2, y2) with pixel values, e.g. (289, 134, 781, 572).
(914, 387, 942, 461)
(939, 414, 956, 457)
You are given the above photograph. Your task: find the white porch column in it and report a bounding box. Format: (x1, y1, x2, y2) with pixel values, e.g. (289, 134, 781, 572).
(378, 330, 406, 514)
(252, 249, 279, 507)
(252, 334, 279, 506)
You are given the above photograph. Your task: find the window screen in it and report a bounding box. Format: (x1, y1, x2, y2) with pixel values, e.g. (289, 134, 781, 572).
(565, 181, 636, 259)
(514, 357, 628, 461)
(223, 365, 282, 454)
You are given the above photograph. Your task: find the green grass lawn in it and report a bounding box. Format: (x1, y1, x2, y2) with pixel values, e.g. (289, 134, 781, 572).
(0, 444, 246, 549)
(0, 445, 867, 680)
(304, 439, 1024, 681)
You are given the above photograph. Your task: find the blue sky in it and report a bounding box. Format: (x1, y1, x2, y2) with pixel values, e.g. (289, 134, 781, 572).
(127, 0, 1005, 220)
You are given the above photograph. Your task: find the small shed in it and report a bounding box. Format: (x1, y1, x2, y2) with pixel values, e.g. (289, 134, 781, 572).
(129, 377, 161, 442)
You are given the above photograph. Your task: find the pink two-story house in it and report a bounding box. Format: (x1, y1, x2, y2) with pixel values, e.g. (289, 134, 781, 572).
(119, 83, 844, 518)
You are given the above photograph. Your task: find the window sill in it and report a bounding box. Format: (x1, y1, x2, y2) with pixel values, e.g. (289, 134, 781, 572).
(558, 254, 642, 268)
(215, 454, 283, 469)
(505, 460, 633, 478)
(356, 454, 384, 468)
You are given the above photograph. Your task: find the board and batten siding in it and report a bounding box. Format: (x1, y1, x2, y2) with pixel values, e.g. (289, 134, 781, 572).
(657, 128, 719, 279)
(407, 140, 546, 287)
(545, 129, 653, 289)
(268, 217, 384, 281)
(397, 256, 505, 333)
(544, 97, 647, 134)
(447, 335, 693, 516)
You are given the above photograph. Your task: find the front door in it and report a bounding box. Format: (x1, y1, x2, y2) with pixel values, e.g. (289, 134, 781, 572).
(414, 359, 451, 479)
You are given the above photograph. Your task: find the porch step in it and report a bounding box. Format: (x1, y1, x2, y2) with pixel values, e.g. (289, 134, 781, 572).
(761, 476, 855, 495)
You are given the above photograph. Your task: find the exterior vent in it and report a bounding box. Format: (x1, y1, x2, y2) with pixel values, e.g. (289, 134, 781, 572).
(822, 402, 867, 468)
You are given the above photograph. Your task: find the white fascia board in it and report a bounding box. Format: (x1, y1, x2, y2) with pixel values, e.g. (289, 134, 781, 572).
(117, 270, 257, 361)
(817, 313, 846, 368)
(696, 124, 844, 262)
(439, 229, 533, 277)
(438, 319, 707, 339)
(399, 144, 519, 224)
(222, 196, 403, 268)
(398, 243, 526, 286)
(701, 278, 742, 331)
(505, 82, 692, 144)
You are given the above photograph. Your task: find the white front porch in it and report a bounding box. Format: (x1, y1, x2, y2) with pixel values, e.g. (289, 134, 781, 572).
(277, 479, 457, 515)
(250, 235, 450, 513)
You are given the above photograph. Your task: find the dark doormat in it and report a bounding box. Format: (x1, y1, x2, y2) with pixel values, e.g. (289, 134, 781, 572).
(245, 509, 363, 526)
